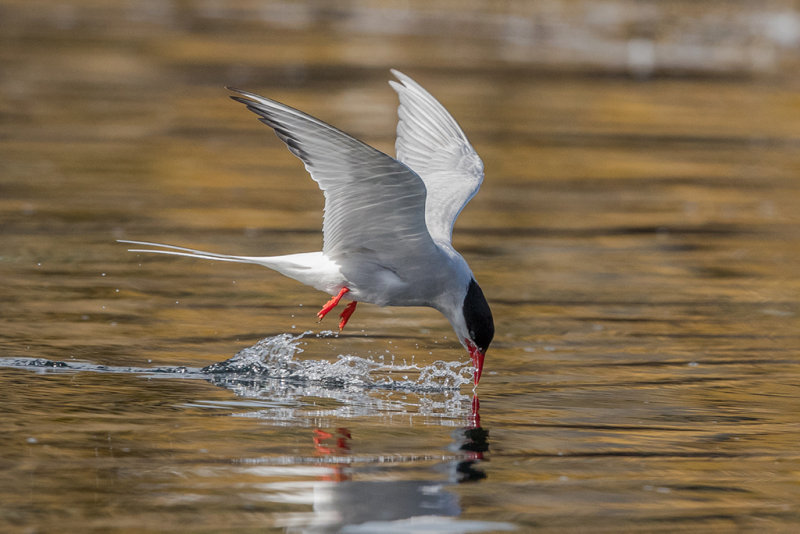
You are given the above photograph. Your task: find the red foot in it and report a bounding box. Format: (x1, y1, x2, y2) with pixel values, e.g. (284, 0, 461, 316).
(338, 301, 358, 331)
(317, 287, 350, 321)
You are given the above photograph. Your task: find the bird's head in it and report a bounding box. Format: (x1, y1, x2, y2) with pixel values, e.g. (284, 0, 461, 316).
(451, 279, 494, 386)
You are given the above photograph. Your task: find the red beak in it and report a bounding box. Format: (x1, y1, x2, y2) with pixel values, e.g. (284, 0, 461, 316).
(467, 341, 485, 386)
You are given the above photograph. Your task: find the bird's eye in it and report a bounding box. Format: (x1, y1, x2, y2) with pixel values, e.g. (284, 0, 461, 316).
(469, 330, 475, 339)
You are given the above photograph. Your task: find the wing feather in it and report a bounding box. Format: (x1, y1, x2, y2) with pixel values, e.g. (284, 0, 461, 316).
(228, 88, 440, 267)
(389, 70, 484, 245)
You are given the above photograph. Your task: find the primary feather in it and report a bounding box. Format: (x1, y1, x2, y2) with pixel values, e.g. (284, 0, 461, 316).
(389, 69, 485, 245)
(228, 88, 439, 269)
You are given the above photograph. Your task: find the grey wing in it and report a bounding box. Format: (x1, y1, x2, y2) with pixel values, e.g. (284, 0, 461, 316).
(389, 70, 485, 245)
(229, 88, 440, 266)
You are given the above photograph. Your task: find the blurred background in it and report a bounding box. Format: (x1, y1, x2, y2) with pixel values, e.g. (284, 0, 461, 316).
(2, 1, 800, 532)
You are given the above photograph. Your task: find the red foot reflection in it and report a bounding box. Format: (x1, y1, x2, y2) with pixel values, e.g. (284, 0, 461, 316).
(313, 427, 352, 482)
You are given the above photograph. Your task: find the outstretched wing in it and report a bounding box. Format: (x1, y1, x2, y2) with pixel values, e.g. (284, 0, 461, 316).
(389, 70, 485, 245)
(229, 88, 440, 266)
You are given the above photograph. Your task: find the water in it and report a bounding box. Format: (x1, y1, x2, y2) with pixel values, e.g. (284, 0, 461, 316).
(1, 330, 475, 417)
(2, 1, 800, 532)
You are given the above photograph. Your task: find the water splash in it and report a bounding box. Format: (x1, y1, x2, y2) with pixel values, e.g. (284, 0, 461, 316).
(2, 332, 473, 392)
(0, 333, 475, 425)
(203, 332, 474, 392)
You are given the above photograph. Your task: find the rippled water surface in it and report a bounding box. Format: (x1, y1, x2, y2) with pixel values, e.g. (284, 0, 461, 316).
(2, 2, 800, 532)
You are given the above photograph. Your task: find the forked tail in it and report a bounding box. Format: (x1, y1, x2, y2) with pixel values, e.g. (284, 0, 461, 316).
(119, 240, 342, 297)
(118, 240, 266, 266)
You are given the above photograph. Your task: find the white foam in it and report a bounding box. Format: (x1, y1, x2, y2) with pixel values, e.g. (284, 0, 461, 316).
(203, 332, 474, 392)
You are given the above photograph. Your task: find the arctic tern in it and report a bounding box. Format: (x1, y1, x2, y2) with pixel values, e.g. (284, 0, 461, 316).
(121, 70, 494, 385)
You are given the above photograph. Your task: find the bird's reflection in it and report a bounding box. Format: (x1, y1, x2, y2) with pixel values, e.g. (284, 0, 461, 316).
(305, 395, 488, 531)
(451, 395, 489, 483)
(2, 356, 508, 531)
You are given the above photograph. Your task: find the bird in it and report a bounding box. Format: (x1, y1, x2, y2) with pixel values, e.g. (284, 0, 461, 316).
(120, 69, 494, 385)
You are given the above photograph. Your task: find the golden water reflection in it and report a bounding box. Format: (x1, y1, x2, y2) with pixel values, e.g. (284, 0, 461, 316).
(2, 1, 800, 532)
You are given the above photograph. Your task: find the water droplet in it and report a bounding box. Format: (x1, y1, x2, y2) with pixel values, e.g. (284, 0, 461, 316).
(199, 332, 472, 394)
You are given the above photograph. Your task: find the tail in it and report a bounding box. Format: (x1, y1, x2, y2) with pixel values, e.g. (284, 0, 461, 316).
(119, 240, 339, 294)
(118, 240, 266, 266)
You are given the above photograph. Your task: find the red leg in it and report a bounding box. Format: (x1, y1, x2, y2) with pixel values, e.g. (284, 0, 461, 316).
(317, 287, 349, 321)
(338, 301, 358, 331)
